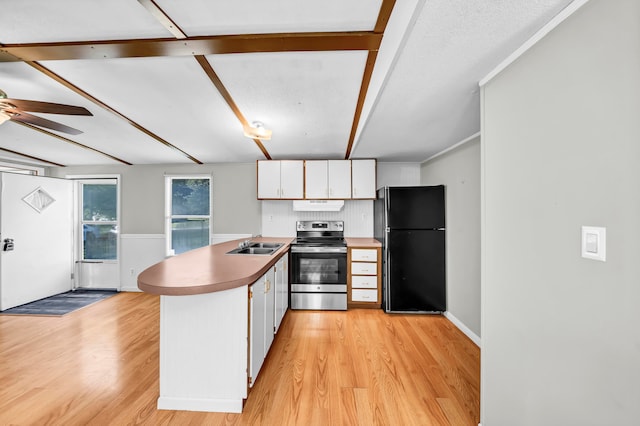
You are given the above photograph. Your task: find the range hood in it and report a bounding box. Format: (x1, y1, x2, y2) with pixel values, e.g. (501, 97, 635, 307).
(292, 200, 345, 212)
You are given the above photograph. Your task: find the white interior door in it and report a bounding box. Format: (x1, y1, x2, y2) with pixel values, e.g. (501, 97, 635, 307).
(0, 173, 73, 310)
(75, 178, 120, 290)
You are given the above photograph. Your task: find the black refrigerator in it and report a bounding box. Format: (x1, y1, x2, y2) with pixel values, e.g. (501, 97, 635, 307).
(374, 186, 446, 313)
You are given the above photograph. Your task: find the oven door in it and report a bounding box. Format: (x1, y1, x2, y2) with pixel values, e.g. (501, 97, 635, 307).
(290, 248, 347, 310)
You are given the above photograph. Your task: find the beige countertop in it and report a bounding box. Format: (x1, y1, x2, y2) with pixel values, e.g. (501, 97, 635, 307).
(345, 238, 382, 248)
(137, 237, 293, 296)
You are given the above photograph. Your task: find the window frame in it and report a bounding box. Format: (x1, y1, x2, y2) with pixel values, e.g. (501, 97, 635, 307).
(165, 174, 213, 256)
(68, 176, 121, 263)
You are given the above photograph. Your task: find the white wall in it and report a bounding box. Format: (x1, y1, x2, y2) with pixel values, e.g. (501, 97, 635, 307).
(481, 0, 640, 424)
(48, 163, 261, 291)
(421, 137, 480, 341)
(377, 162, 421, 188)
(49, 163, 261, 235)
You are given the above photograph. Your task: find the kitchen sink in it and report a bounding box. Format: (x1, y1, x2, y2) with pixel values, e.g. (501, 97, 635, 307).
(249, 242, 283, 249)
(226, 243, 282, 255)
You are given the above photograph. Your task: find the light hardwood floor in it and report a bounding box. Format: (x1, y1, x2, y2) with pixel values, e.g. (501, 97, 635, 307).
(0, 292, 479, 425)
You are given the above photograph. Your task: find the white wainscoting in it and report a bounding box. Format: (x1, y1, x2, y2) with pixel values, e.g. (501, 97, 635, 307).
(120, 234, 166, 292)
(261, 200, 373, 237)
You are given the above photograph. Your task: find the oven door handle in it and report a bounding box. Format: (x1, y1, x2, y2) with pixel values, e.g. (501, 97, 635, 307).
(291, 247, 347, 254)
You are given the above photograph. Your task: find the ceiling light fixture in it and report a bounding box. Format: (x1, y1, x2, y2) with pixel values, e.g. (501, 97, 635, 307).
(243, 121, 272, 140)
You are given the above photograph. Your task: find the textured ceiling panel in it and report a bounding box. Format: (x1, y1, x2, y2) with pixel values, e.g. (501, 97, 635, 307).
(207, 51, 368, 159)
(1, 61, 191, 165)
(0, 0, 170, 43)
(353, 0, 575, 161)
(0, 123, 123, 166)
(0, 0, 579, 166)
(156, 0, 382, 35)
(42, 56, 264, 163)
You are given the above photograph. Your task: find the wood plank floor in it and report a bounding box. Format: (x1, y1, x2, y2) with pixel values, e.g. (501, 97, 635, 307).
(0, 292, 479, 425)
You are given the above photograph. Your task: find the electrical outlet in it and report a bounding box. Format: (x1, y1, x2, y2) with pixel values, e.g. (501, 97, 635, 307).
(130, 268, 135, 276)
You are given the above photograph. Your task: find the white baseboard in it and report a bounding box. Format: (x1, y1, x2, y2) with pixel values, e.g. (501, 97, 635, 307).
(157, 396, 243, 413)
(444, 311, 481, 347)
(120, 286, 142, 292)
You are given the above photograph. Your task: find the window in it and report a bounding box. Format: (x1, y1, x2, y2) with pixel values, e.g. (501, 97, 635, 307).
(166, 176, 211, 256)
(81, 180, 118, 260)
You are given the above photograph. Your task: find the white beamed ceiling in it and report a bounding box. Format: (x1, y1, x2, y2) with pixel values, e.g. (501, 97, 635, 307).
(0, 0, 576, 167)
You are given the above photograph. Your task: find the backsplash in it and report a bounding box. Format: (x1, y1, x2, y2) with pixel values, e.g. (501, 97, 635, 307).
(261, 200, 373, 237)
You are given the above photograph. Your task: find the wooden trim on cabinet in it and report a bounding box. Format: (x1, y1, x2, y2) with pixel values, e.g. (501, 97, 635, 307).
(347, 246, 382, 309)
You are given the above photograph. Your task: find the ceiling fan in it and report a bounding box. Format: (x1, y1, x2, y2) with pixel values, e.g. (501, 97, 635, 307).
(0, 89, 93, 135)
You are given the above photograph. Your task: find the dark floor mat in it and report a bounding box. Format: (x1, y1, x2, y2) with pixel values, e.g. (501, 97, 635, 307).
(0, 289, 118, 316)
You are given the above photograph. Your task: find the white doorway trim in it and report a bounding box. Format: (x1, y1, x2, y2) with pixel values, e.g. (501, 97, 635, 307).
(67, 174, 121, 290)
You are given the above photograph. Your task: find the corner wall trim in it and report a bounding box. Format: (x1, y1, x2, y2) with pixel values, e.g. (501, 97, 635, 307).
(479, 0, 590, 86)
(422, 132, 480, 164)
(444, 311, 481, 347)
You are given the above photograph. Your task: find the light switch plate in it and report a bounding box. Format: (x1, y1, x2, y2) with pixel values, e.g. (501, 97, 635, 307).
(581, 226, 606, 261)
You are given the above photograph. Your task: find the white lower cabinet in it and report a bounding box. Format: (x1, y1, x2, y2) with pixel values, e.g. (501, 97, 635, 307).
(249, 266, 275, 387)
(248, 251, 289, 388)
(348, 247, 381, 308)
(274, 255, 289, 333)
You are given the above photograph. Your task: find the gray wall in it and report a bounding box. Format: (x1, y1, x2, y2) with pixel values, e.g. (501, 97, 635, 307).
(48, 163, 261, 235)
(481, 0, 640, 424)
(421, 137, 481, 339)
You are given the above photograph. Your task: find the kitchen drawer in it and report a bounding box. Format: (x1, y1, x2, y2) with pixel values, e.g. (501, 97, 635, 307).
(351, 262, 377, 275)
(352, 289, 378, 302)
(351, 249, 377, 262)
(351, 275, 377, 289)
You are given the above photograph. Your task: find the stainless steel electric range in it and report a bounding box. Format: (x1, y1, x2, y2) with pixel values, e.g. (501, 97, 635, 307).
(289, 220, 347, 310)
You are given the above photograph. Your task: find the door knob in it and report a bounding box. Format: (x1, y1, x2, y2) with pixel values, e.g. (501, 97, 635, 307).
(3, 238, 14, 251)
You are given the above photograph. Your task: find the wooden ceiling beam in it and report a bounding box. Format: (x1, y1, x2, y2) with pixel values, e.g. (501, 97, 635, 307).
(1, 32, 382, 62)
(136, 0, 187, 39)
(344, 0, 396, 159)
(194, 55, 271, 160)
(136, 4, 271, 160)
(25, 61, 203, 164)
(344, 51, 378, 160)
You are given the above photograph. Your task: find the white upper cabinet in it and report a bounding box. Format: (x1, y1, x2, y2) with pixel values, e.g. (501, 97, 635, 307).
(328, 160, 352, 199)
(305, 160, 351, 199)
(279, 161, 304, 199)
(351, 159, 377, 199)
(304, 160, 328, 199)
(257, 160, 303, 199)
(259, 159, 375, 200)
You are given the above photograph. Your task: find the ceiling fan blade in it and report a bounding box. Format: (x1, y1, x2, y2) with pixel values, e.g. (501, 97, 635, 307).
(8, 110, 84, 135)
(1, 99, 92, 116)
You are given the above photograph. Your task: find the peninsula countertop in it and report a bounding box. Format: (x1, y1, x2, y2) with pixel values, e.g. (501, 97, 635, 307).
(137, 237, 293, 296)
